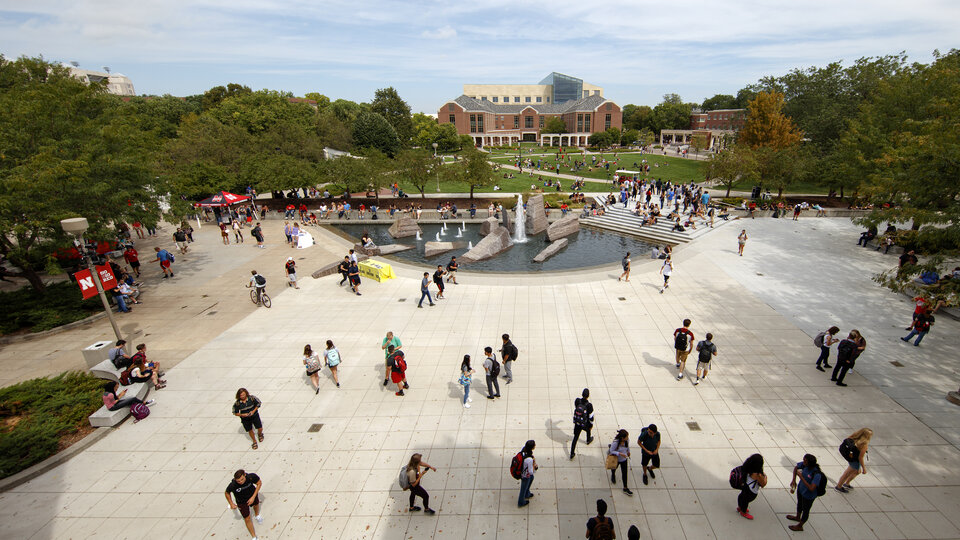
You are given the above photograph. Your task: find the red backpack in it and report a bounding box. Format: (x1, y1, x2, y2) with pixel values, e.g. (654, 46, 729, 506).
(391, 351, 407, 372)
(509, 451, 524, 480)
(119, 367, 133, 386)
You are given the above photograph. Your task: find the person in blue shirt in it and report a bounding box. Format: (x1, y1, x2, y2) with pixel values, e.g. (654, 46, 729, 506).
(153, 246, 174, 278)
(787, 454, 823, 531)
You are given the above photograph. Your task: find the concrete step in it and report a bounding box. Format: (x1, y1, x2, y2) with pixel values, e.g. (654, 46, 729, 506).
(582, 200, 734, 244)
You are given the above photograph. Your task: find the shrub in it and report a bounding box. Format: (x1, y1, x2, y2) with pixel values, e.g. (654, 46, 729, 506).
(0, 281, 103, 335)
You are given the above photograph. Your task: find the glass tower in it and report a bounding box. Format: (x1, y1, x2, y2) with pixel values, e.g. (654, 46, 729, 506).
(539, 72, 583, 104)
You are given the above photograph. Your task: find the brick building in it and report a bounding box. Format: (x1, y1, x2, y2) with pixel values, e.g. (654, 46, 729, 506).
(438, 94, 621, 147)
(661, 108, 746, 149)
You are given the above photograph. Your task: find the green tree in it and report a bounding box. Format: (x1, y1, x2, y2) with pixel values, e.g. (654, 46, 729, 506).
(447, 148, 493, 198)
(397, 149, 436, 198)
(701, 94, 738, 111)
(738, 91, 802, 150)
(0, 56, 160, 291)
(621, 104, 653, 131)
(329, 99, 366, 124)
(371, 87, 413, 145)
(541, 116, 567, 134)
(201, 82, 251, 111)
(689, 132, 709, 158)
(706, 146, 759, 197)
(316, 108, 353, 150)
(304, 92, 331, 109)
(650, 95, 692, 134)
(210, 90, 315, 135)
(352, 111, 400, 157)
(588, 131, 615, 150)
(637, 128, 655, 148)
(620, 128, 639, 146)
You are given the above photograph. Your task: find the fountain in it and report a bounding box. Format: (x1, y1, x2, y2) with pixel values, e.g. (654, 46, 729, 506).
(468, 241, 473, 249)
(442, 222, 447, 231)
(435, 232, 441, 241)
(513, 194, 528, 243)
(416, 231, 422, 241)
(462, 220, 466, 229)
(456, 227, 463, 238)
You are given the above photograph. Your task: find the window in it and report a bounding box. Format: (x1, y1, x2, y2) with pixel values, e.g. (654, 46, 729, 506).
(448, 104, 455, 111)
(481, 97, 488, 101)
(469, 115, 477, 133)
(503, 96, 509, 103)
(525, 116, 533, 128)
(539, 116, 544, 128)
(492, 97, 498, 103)
(477, 115, 484, 132)
(514, 97, 520, 103)
(449, 114, 455, 124)
(546, 97, 550, 103)
(605, 114, 612, 130)
(525, 97, 531, 103)
(583, 90, 589, 98)
(576, 113, 583, 133)
(536, 97, 542, 103)
(514, 116, 519, 129)
(584, 114, 590, 129)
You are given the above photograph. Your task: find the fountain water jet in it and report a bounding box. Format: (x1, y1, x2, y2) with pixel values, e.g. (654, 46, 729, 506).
(435, 232, 441, 241)
(513, 194, 528, 243)
(456, 227, 463, 238)
(468, 241, 473, 249)
(416, 231, 422, 241)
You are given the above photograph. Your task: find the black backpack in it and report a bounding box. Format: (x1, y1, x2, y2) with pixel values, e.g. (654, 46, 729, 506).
(839, 438, 859, 462)
(697, 341, 714, 362)
(505, 343, 519, 361)
(674, 330, 689, 351)
(255, 274, 266, 286)
(815, 467, 828, 497)
(489, 356, 500, 377)
(573, 400, 589, 428)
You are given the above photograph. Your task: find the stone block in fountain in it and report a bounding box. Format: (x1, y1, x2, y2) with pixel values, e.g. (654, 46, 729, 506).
(480, 217, 499, 236)
(461, 226, 513, 262)
(388, 216, 422, 239)
(525, 194, 548, 235)
(424, 242, 457, 258)
(546, 215, 580, 241)
(533, 238, 568, 263)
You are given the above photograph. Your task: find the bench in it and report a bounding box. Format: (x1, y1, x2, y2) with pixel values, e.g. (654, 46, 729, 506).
(88, 382, 150, 427)
(90, 359, 122, 383)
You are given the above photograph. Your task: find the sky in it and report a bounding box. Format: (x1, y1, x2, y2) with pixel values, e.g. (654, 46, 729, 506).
(1, 0, 957, 113)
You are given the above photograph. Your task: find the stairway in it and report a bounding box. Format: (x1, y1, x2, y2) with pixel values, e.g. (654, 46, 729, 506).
(580, 201, 731, 245)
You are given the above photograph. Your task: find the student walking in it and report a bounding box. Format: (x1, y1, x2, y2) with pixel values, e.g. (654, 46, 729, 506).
(284, 257, 299, 289)
(835, 428, 872, 493)
(303, 344, 322, 394)
(608, 429, 633, 495)
(569, 388, 595, 459)
(902, 310, 934, 346)
(225, 469, 263, 540)
(347, 260, 361, 296)
(232, 389, 263, 450)
(787, 454, 824, 532)
(659, 256, 673, 293)
(638, 424, 661, 485)
(674, 318, 694, 380)
(446, 257, 459, 284)
(337, 257, 350, 286)
(233, 220, 244, 243)
(459, 355, 474, 408)
(694, 333, 717, 385)
(324, 340, 341, 388)
(382, 332, 403, 386)
(831, 331, 859, 386)
(814, 326, 840, 371)
(737, 229, 748, 256)
(403, 453, 437, 514)
(618, 252, 631, 282)
(386, 345, 407, 396)
(417, 272, 435, 307)
(251, 222, 264, 248)
(585, 499, 616, 540)
(736, 453, 767, 520)
(433, 265, 446, 299)
(517, 440, 538, 507)
(500, 333, 518, 384)
(220, 222, 230, 245)
(483, 347, 501, 399)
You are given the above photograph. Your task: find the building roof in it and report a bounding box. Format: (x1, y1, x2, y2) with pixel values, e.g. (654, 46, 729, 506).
(449, 94, 610, 114)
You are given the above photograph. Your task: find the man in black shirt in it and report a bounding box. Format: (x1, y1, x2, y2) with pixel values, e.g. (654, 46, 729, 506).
(638, 424, 661, 485)
(224, 469, 263, 539)
(831, 332, 858, 387)
(899, 250, 918, 268)
(446, 257, 459, 284)
(570, 388, 594, 459)
(337, 256, 350, 286)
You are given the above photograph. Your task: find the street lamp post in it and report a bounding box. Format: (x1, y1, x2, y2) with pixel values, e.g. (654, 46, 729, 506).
(432, 142, 440, 192)
(60, 217, 123, 341)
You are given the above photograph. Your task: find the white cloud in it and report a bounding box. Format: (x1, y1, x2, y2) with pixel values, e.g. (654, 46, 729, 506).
(421, 25, 456, 39)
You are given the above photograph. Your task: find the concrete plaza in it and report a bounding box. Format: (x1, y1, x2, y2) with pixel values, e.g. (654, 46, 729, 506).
(2, 216, 959, 539)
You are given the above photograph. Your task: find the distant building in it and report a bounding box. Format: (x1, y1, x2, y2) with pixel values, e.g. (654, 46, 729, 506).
(462, 72, 603, 106)
(65, 65, 136, 96)
(660, 108, 746, 149)
(438, 94, 621, 147)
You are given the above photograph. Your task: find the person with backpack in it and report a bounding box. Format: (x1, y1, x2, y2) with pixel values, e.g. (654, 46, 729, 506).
(232, 388, 264, 449)
(694, 333, 717, 386)
(516, 440, 537, 507)
(248, 270, 267, 304)
(400, 453, 437, 514)
(835, 428, 872, 493)
(284, 257, 299, 289)
(831, 331, 859, 386)
(483, 346, 501, 399)
(608, 429, 633, 496)
(901, 310, 934, 346)
(814, 326, 840, 371)
(102, 381, 153, 413)
(500, 333, 518, 384)
(109, 339, 132, 370)
(585, 498, 616, 539)
(386, 345, 407, 396)
(323, 340, 341, 388)
(459, 355, 474, 408)
(674, 319, 694, 380)
(787, 454, 824, 531)
(570, 388, 595, 459)
(381, 331, 404, 387)
(637, 424, 661, 485)
(251, 222, 264, 248)
(337, 257, 351, 286)
(618, 252, 631, 282)
(154, 246, 174, 278)
(734, 453, 767, 520)
(303, 344, 322, 394)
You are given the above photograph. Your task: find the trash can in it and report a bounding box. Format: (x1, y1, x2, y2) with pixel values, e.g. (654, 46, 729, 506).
(82, 340, 113, 368)
(751, 186, 762, 199)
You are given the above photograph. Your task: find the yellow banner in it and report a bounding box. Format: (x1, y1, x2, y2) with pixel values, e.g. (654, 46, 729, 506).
(358, 260, 397, 282)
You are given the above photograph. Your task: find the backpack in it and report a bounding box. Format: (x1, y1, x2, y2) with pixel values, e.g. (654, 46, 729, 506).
(398, 467, 411, 491)
(509, 452, 524, 480)
(815, 468, 828, 497)
(590, 518, 615, 540)
(505, 343, 519, 361)
(674, 329, 689, 351)
(111, 352, 131, 371)
(839, 438, 859, 462)
(489, 357, 500, 377)
(697, 341, 713, 363)
(169, 253, 175, 263)
(119, 367, 133, 386)
(573, 400, 589, 428)
(729, 465, 745, 489)
(813, 331, 826, 348)
(130, 402, 150, 421)
(255, 274, 266, 286)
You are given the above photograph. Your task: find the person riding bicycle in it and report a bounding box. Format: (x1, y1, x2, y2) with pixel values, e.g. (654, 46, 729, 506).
(247, 270, 267, 302)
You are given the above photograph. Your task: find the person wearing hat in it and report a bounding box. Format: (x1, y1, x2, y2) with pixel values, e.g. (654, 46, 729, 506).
(637, 424, 661, 485)
(284, 257, 299, 289)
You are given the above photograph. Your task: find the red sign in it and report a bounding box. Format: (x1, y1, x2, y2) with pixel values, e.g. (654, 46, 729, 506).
(73, 265, 118, 299)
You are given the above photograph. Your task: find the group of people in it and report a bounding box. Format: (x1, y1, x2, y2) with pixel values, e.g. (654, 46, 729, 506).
(100, 340, 165, 421)
(457, 334, 519, 407)
(814, 326, 868, 386)
(336, 250, 362, 295)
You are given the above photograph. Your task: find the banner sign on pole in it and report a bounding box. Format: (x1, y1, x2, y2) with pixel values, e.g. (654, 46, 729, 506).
(73, 265, 118, 299)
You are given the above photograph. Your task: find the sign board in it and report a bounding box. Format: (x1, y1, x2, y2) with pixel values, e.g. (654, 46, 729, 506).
(73, 265, 118, 299)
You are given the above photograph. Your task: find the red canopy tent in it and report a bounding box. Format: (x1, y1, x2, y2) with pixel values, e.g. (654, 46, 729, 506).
(194, 191, 251, 207)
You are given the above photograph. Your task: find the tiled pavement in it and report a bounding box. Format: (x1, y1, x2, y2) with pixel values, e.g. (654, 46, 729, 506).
(3, 217, 959, 539)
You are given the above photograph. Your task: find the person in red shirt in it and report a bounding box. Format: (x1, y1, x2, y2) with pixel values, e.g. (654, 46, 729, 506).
(674, 319, 695, 380)
(123, 246, 141, 277)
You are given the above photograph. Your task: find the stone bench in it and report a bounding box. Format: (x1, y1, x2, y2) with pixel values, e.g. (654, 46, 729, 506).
(88, 382, 150, 427)
(90, 359, 123, 383)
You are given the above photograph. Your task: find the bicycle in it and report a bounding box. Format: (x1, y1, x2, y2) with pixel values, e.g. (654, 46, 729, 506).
(249, 287, 271, 308)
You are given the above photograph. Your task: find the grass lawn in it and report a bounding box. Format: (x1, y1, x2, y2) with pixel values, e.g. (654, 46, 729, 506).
(0, 372, 105, 479)
(397, 174, 612, 196)
(488, 151, 706, 185)
(0, 281, 104, 336)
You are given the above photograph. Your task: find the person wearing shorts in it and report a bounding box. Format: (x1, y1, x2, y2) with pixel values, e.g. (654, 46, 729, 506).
(224, 469, 263, 539)
(659, 256, 673, 293)
(386, 345, 406, 396)
(284, 257, 299, 289)
(381, 331, 403, 386)
(674, 319, 694, 379)
(154, 247, 174, 278)
(638, 424, 661, 485)
(123, 246, 141, 277)
(445, 257, 458, 284)
(232, 388, 263, 449)
(695, 333, 717, 385)
(433, 265, 446, 299)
